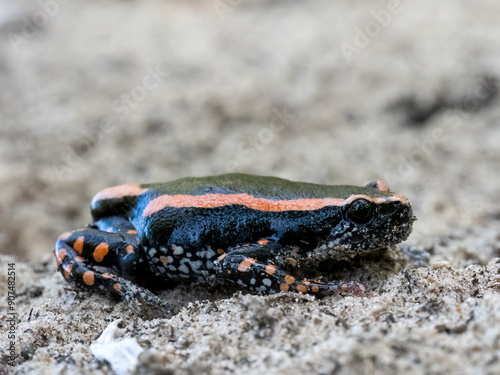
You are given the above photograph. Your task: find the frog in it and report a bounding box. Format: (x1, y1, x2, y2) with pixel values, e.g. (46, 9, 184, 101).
(54, 173, 415, 305)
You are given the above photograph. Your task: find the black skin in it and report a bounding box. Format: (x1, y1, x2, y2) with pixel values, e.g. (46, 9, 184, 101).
(55, 174, 415, 307)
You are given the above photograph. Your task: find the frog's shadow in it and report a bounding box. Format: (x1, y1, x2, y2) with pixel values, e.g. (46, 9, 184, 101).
(313, 245, 408, 287)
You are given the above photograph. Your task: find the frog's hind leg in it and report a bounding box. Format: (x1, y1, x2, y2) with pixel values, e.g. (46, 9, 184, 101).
(54, 218, 168, 309)
(217, 242, 364, 296)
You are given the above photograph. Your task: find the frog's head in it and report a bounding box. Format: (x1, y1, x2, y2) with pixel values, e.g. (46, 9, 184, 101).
(324, 180, 415, 254)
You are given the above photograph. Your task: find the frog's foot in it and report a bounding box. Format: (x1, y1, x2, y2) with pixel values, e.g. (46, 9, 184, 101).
(216, 244, 365, 296)
(54, 228, 169, 312)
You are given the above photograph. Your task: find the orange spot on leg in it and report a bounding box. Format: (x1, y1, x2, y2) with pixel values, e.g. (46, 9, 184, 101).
(58, 232, 72, 241)
(280, 283, 290, 292)
(93, 242, 109, 262)
(83, 271, 95, 286)
(257, 239, 268, 246)
(113, 283, 121, 292)
(55, 248, 67, 266)
(73, 236, 85, 254)
(284, 275, 295, 285)
(217, 248, 225, 254)
(126, 245, 134, 254)
(63, 264, 72, 279)
(265, 264, 276, 275)
(127, 230, 138, 234)
(75, 256, 85, 262)
(297, 285, 308, 293)
(238, 257, 257, 272)
(102, 272, 115, 279)
(312, 285, 320, 293)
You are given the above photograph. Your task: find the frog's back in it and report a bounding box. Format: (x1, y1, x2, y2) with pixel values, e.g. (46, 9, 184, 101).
(90, 173, 396, 223)
(142, 173, 386, 200)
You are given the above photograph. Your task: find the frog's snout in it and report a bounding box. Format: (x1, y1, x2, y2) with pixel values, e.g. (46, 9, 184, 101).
(394, 201, 415, 240)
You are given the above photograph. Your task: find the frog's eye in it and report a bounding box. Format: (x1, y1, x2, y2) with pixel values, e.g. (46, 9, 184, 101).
(345, 199, 376, 225)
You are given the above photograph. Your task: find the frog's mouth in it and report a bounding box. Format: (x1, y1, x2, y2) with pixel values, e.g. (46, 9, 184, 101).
(344, 215, 415, 248)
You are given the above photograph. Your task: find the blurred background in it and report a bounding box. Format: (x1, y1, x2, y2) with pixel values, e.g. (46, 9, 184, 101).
(1, 0, 499, 263)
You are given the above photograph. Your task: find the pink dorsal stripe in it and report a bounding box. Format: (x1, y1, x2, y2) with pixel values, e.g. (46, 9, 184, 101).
(91, 184, 148, 207)
(142, 193, 407, 216)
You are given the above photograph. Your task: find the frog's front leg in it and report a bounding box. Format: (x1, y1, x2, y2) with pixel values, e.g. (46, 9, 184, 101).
(54, 217, 168, 309)
(217, 241, 364, 296)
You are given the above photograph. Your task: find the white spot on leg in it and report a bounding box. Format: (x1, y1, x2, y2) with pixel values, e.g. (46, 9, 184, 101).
(196, 247, 215, 259)
(188, 260, 202, 271)
(172, 245, 184, 255)
(237, 280, 247, 287)
(178, 264, 189, 274)
(205, 248, 216, 259)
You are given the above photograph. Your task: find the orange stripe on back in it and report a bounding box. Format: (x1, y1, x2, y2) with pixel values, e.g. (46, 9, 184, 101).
(91, 184, 148, 206)
(142, 192, 407, 216)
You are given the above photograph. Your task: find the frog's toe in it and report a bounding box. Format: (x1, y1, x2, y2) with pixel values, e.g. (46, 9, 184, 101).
(116, 279, 171, 316)
(306, 280, 367, 297)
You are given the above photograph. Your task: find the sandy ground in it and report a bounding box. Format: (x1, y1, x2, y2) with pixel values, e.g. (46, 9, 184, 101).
(1, 0, 500, 374)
